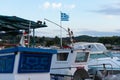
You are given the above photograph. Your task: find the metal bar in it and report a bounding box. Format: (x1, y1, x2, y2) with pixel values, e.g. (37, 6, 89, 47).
(44, 18, 68, 32)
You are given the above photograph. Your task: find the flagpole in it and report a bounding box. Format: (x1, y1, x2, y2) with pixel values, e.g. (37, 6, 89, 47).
(60, 20, 63, 48)
(60, 11, 63, 48)
(45, 11, 69, 48)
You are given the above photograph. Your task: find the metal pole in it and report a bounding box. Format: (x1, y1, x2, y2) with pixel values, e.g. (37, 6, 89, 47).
(33, 28, 35, 47)
(44, 18, 68, 32)
(28, 21, 31, 47)
(60, 18, 62, 48)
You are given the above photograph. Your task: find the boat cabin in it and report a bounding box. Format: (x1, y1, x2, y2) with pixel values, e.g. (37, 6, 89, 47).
(50, 48, 90, 80)
(0, 46, 57, 80)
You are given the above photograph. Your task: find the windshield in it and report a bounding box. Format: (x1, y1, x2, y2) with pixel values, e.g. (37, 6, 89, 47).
(96, 44, 106, 51)
(90, 52, 113, 59)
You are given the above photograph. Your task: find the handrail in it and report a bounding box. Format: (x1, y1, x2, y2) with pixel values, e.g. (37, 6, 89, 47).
(89, 63, 113, 74)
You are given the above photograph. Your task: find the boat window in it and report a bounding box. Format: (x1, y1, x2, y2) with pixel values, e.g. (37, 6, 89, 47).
(0, 55, 15, 73)
(18, 52, 52, 73)
(90, 54, 105, 59)
(57, 53, 69, 61)
(75, 52, 89, 62)
(96, 44, 106, 51)
(90, 53, 112, 59)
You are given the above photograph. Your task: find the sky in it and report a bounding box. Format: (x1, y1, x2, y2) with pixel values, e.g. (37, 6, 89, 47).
(1, 0, 120, 37)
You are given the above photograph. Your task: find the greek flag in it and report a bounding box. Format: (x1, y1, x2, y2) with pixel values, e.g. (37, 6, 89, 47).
(61, 12, 69, 21)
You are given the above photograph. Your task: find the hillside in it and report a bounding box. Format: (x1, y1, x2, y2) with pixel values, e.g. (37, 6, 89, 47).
(1, 34, 120, 48)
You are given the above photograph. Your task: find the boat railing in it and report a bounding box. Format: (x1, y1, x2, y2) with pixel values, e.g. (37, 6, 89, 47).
(89, 63, 113, 75)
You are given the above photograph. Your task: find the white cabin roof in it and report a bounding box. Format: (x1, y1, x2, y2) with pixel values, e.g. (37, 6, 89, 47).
(71, 42, 107, 52)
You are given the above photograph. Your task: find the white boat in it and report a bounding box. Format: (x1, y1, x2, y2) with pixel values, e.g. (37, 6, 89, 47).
(50, 47, 90, 80)
(83, 43, 119, 71)
(50, 42, 120, 80)
(71, 42, 120, 74)
(0, 46, 57, 80)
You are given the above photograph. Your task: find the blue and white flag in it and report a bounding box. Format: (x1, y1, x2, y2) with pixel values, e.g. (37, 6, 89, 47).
(61, 12, 69, 21)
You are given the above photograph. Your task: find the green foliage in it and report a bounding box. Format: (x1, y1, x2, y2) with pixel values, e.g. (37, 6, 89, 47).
(1, 34, 120, 47)
(98, 36, 120, 45)
(74, 35, 99, 42)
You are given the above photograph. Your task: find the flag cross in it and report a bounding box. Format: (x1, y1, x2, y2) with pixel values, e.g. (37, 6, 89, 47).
(61, 12, 69, 21)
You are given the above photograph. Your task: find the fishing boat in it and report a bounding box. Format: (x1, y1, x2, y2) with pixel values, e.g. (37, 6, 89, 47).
(0, 46, 57, 80)
(0, 15, 58, 80)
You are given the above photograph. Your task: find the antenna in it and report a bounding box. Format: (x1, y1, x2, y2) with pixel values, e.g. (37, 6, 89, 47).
(68, 28, 74, 46)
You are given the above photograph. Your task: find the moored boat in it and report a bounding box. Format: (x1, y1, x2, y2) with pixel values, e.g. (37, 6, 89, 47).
(50, 42, 120, 80)
(0, 46, 57, 80)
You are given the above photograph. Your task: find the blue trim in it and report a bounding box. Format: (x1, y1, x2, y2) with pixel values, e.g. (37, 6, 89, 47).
(0, 55, 15, 73)
(0, 46, 57, 54)
(18, 52, 52, 73)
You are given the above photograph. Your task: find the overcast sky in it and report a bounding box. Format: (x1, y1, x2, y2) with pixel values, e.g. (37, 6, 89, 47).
(1, 0, 120, 37)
